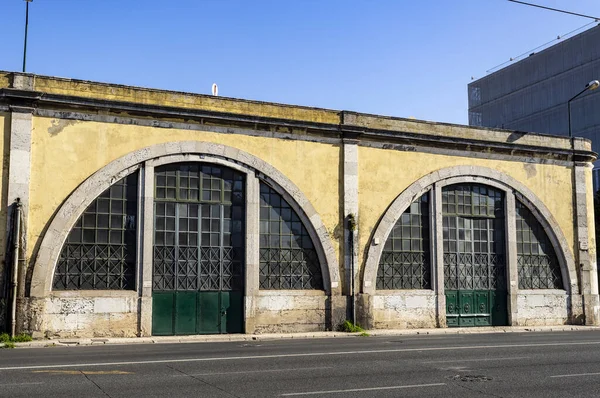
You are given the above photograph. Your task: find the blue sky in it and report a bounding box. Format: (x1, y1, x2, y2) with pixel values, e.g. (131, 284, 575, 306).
(1, 0, 598, 124)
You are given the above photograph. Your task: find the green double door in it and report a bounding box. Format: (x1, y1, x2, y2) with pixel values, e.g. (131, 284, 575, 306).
(151, 164, 246, 335)
(442, 184, 508, 327)
(445, 290, 507, 327)
(153, 291, 243, 335)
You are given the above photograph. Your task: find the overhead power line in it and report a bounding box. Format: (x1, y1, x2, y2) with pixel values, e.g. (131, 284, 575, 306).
(486, 20, 597, 73)
(507, 0, 600, 21)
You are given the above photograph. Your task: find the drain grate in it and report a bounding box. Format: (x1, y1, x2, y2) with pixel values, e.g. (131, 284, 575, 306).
(448, 375, 492, 382)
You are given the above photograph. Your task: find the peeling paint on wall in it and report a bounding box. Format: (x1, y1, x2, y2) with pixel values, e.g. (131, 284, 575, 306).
(523, 163, 537, 179)
(48, 119, 80, 136)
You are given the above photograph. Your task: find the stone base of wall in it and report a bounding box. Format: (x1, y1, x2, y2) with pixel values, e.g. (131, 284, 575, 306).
(20, 294, 138, 338)
(19, 292, 339, 337)
(18, 290, 585, 337)
(365, 291, 437, 329)
(515, 290, 572, 326)
(252, 291, 327, 333)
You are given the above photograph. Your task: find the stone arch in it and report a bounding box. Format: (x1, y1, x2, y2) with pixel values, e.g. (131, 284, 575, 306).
(363, 165, 575, 295)
(31, 141, 340, 297)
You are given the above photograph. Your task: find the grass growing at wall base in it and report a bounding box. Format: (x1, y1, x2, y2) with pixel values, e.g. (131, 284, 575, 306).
(0, 332, 32, 348)
(338, 320, 370, 336)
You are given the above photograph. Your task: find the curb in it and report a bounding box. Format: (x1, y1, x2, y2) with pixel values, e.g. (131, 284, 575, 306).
(11, 325, 600, 349)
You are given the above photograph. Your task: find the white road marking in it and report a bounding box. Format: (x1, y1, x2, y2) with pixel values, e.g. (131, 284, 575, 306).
(1, 340, 599, 371)
(280, 383, 446, 396)
(181, 366, 334, 376)
(390, 336, 465, 341)
(437, 366, 472, 371)
(550, 372, 600, 378)
(0, 382, 44, 386)
(423, 356, 530, 363)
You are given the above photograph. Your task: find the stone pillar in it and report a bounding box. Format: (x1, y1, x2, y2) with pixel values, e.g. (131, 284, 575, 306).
(244, 174, 260, 333)
(574, 159, 599, 325)
(433, 183, 446, 327)
(139, 163, 154, 336)
(505, 192, 519, 325)
(343, 139, 359, 325)
(5, 82, 34, 335)
(7, 110, 32, 298)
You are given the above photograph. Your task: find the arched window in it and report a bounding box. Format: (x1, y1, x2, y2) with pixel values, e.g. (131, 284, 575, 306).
(442, 184, 506, 292)
(516, 200, 563, 289)
(53, 172, 138, 290)
(259, 183, 323, 289)
(377, 192, 431, 289)
(153, 164, 245, 292)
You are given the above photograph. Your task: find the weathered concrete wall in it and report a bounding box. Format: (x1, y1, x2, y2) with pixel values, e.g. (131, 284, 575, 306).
(357, 146, 575, 269)
(30, 75, 340, 124)
(370, 291, 436, 329)
(20, 294, 138, 338)
(516, 291, 570, 326)
(345, 112, 573, 151)
(586, 166, 597, 265)
(21, 293, 330, 337)
(253, 291, 327, 333)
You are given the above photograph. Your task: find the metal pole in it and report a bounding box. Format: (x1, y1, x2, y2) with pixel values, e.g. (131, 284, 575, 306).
(568, 86, 591, 138)
(568, 100, 572, 139)
(350, 230, 355, 325)
(22, 1, 31, 73)
(10, 199, 22, 338)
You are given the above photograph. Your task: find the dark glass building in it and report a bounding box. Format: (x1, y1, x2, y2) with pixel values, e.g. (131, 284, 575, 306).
(468, 24, 600, 185)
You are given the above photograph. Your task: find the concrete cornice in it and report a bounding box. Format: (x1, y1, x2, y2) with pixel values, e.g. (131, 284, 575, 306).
(0, 76, 596, 163)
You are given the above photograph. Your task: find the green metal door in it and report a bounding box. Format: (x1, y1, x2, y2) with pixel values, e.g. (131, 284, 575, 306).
(151, 164, 245, 335)
(442, 184, 508, 327)
(445, 290, 507, 327)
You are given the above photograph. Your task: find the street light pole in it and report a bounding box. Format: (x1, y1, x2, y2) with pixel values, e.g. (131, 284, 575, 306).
(22, 0, 33, 73)
(568, 80, 600, 138)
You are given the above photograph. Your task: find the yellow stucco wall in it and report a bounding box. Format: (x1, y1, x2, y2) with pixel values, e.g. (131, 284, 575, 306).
(0, 73, 10, 90)
(27, 114, 581, 284)
(28, 116, 342, 264)
(357, 146, 575, 266)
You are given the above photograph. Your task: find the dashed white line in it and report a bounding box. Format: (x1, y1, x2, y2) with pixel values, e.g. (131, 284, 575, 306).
(182, 366, 333, 376)
(0, 382, 44, 387)
(550, 372, 600, 378)
(280, 383, 446, 396)
(423, 356, 530, 363)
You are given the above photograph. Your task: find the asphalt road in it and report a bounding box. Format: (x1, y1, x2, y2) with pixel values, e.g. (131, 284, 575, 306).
(2, 331, 600, 397)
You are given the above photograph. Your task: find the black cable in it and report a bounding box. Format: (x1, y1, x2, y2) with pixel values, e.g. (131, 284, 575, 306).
(508, 0, 600, 21)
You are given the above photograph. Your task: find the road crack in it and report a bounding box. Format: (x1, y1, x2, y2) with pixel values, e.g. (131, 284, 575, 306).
(167, 365, 241, 398)
(80, 370, 112, 398)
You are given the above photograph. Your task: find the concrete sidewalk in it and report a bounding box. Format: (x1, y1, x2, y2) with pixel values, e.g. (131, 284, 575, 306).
(5, 325, 600, 349)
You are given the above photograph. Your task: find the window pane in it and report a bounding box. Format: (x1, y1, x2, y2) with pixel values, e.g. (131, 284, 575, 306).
(376, 192, 431, 290)
(53, 172, 138, 290)
(152, 163, 245, 292)
(516, 200, 562, 289)
(441, 183, 506, 292)
(259, 183, 322, 290)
